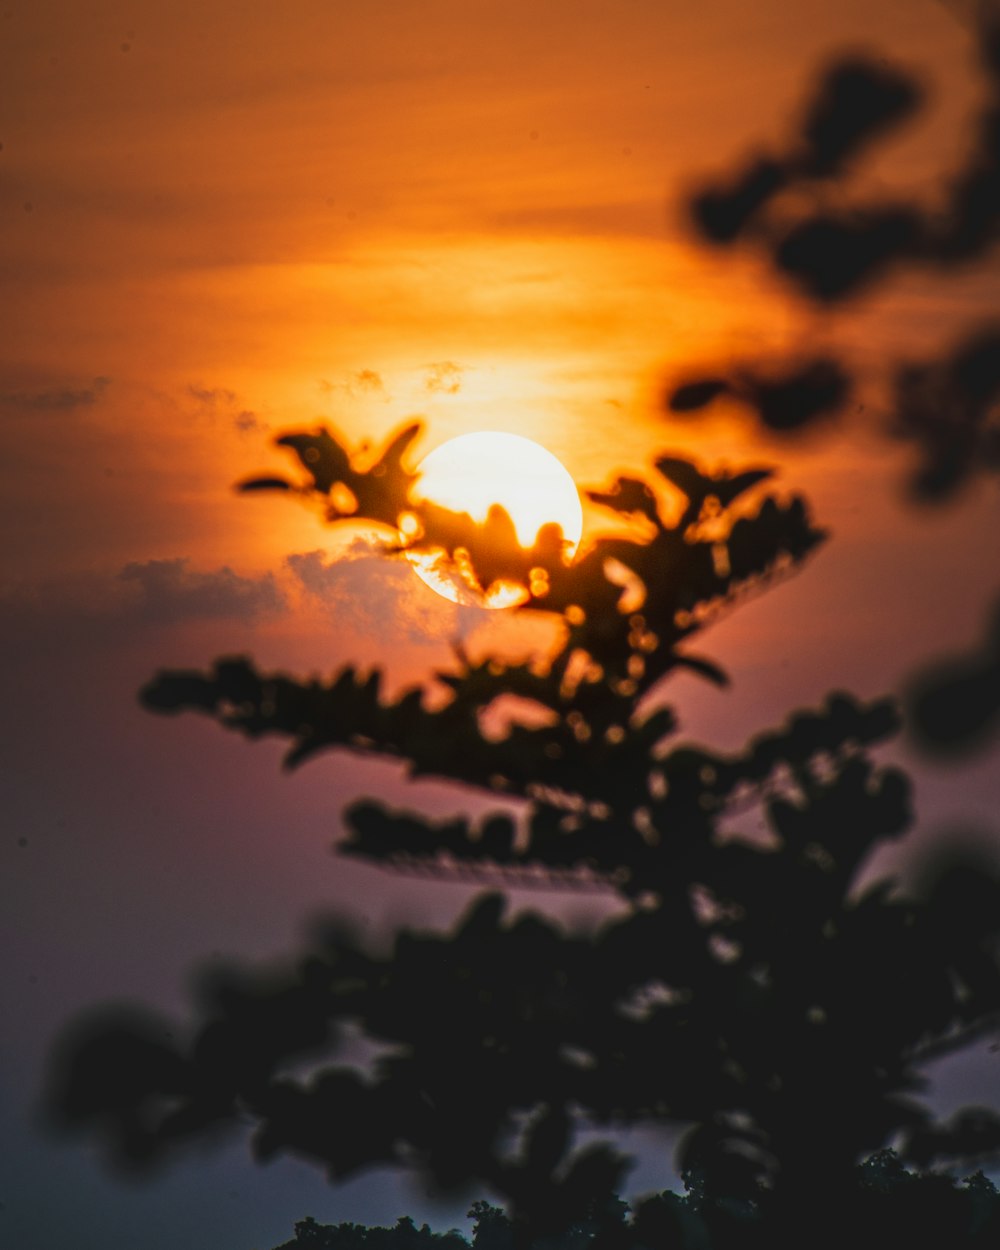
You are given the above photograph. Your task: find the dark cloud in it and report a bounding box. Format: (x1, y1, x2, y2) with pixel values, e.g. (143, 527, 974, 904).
(424, 361, 464, 395)
(118, 559, 286, 624)
(0, 376, 110, 410)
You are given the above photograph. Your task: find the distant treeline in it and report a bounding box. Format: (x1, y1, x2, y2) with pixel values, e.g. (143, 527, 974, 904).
(267, 1153, 1000, 1250)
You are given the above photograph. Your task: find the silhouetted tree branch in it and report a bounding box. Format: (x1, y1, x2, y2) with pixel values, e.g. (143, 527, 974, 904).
(45, 14, 1000, 1250)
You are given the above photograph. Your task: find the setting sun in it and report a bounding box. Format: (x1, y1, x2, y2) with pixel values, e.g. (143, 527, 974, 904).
(403, 431, 583, 608)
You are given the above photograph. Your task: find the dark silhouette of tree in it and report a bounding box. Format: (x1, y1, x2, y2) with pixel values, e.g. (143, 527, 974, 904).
(268, 1212, 469, 1250)
(467, 1200, 514, 1250)
(45, 12, 1000, 1249)
(269, 1163, 1000, 1250)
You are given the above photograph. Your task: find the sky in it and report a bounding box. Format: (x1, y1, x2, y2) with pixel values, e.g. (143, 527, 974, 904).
(2, 1, 999, 1247)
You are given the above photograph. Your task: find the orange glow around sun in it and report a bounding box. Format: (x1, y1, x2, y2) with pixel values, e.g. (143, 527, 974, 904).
(404, 431, 583, 608)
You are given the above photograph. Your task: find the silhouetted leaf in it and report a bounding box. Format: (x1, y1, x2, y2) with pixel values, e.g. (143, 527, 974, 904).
(798, 56, 923, 177)
(690, 157, 788, 243)
(668, 379, 730, 412)
(238, 476, 295, 492)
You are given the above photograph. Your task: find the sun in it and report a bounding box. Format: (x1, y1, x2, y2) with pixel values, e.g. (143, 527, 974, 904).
(403, 431, 583, 608)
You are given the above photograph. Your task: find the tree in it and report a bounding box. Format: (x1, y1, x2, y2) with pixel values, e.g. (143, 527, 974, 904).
(270, 1212, 470, 1250)
(46, 13, 1000, 1248)
(267, 1165, 1000, 1250)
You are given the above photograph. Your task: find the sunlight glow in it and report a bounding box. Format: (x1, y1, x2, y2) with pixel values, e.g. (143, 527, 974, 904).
(406, 431, 583, 608)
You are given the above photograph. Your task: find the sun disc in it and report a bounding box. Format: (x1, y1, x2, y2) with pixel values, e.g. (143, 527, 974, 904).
(405, 431, 583, 607)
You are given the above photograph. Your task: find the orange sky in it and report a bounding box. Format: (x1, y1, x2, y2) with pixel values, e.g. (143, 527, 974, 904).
(2, 3, 999, 1248)
(2, 0, 995, 583)
(3, 0, 996, 721)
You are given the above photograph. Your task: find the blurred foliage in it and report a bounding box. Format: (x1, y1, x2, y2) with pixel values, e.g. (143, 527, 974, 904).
(670, 17, 1000, 501)
(46, 12, 1000, 1250)
(908, 599, 1000, 757)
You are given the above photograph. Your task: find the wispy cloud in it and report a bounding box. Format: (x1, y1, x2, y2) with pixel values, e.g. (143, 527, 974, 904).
(0, 376, 110, 410)
(286, 546, 460, 644)
(355, 369, 386, 394)
(424, 361, 464, 395)
(319, 369, 390, 401)
(118, 558, 286, 624)
(187, 384, 238, 406)
(187, 382, 267, 435)
(234, 410, 266, 435)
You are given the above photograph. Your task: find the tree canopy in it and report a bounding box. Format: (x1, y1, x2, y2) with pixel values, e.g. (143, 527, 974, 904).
(268, 1162, 1000, 1250)
(45, 13, 1000, 1249)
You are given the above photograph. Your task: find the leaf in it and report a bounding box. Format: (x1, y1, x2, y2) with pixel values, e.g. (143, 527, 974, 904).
(236, 476, 294, 492)
(277, 428, 353, 494)
(586, 476, 661, 521)
(668, 379, 730, 412)
(672, 653, 730, 687)
(652, 456, 713, 501)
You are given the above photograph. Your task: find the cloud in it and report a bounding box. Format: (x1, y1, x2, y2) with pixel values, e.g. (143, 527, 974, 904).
(186, 383, 267, 436)
(234, 410, 266, 435)
(118, 559, 286, 624)
(286, 546, 460, 644)
(318, 370, 389, 401)
(283, 546, 560, 676)
(0, 560, 289, 662)
(187, 384, 238, 407)
(423, 361, 464, 395)
(355, 369, 386, 394)
(0, 376, 110, 410)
